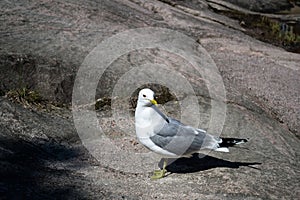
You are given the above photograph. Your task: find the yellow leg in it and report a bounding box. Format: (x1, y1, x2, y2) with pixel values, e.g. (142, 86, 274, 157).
(151, 158, 168, 180)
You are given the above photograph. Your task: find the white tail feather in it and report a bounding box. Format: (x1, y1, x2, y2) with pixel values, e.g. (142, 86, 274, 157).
(214, 147, 229, 152)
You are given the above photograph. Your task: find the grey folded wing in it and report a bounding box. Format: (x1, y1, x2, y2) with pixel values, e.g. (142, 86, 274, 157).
(150, 118, 218, 156)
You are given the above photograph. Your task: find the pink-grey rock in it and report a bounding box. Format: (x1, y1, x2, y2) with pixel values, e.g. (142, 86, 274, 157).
(0, 0, 299, 199)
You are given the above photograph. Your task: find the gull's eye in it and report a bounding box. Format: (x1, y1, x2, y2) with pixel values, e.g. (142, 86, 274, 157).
(143, 94, 146, 98)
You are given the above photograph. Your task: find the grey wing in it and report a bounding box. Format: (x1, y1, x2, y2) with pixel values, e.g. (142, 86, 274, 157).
(150, 118, 220, 156)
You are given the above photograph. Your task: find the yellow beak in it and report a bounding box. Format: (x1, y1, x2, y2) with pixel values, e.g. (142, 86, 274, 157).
(150, 99, 157, 105)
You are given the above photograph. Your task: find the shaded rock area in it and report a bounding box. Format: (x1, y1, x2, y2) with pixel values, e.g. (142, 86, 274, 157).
(0, 0, 299, 199)
(221, 0, 293, 13)
(207, 0, 300, 53)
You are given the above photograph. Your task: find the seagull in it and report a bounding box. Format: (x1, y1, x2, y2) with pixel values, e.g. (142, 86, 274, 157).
(135, 88, 248, 179)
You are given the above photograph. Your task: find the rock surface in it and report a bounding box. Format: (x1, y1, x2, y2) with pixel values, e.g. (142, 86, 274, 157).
(0, 0, 299, 199)
(221, 0, 293, 13)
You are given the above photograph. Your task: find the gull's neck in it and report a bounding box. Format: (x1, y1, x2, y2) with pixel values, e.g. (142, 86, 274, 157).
(135, 104, 165, 131)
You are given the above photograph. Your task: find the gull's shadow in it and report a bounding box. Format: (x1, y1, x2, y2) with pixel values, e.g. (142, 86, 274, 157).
(159, 153, 261, 174)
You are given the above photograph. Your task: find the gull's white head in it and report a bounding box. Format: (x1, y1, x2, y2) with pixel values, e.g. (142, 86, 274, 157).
(137, 88, 157, 107)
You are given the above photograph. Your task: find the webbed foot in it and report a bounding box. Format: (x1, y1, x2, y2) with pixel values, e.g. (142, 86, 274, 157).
(150, 158, 168, 180)
(151, 169, 167, 180)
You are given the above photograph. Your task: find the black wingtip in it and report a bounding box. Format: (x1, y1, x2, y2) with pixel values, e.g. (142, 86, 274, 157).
(219, 137, 248, 147)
